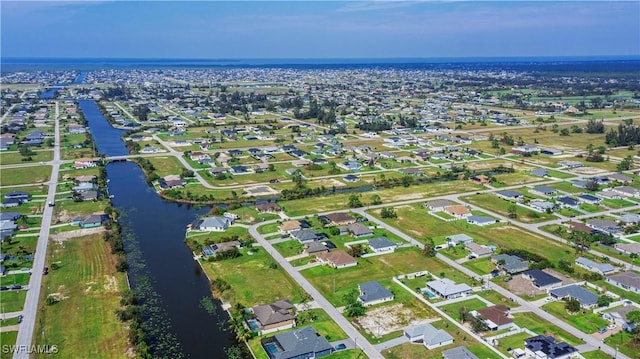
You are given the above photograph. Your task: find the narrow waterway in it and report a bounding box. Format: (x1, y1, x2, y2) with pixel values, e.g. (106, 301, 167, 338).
(78, 99, 234, 358)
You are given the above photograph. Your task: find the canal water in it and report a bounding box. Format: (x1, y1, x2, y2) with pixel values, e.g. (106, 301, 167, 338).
(78, 99, 234, 358)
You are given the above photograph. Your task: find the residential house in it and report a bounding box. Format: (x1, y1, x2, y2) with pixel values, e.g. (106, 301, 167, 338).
(613, 186, 640, 198)
(261, 326, 333, 359)
(347, 223, 373, 237)
(256, 203, 282, 214)
(230, 165, 251, 175)
(492, 254, 528, 274)
(339, 161, 362, 172)
(446, 234, 474, 246)
(522, 269, 562, 290)
(78, 190, 98, 201)
(5, 191, 29, 202)
(549, 285, 599, 308)
(530, 200, 555, 213)
(74, 213, 107, 228)
(540, 148, 563, 156)
(608, 173, 633, 183)
(558, 161, 584, 169)
(467, 215, 498, 226)
(618, 213, 640, 225)
(465, 242, 493, 258)
(358, 281, 394, 306)
(614, 243, 640, 256)
(606, 272, 640, 293)
(587, 219, 621, 236)
(201, 241, 241, 257)
(290, 230, 321, 244)
(73, 158, 97, 169)
(316, 250, 357, 269)
(557, 196, 580, 209)
(598, 190, 624, 200)
(304, 241, 329, 256)
(425, 278, 472, 299)
(343, 174, 360, 182)
(191, 216, 231, 232)
(368, 237, 398, 253)
(404, 323, 454, 350)
(442, 346, 478, 359)
(323, 212, 356, 226)
(530, 168, 549, 178)
(425, 199, 455, 212)
(602, 304, 639, 332)
(158, 176, 186, 190)
(280, 220, 302, 234)
(531, 186, 558, 197)
(495, 190, 523, 201)
(577, 194, 601, 205)
(444, 205, 471, 218)
(0, 212, 21, 221)
(569, 221, 597, 235)
(474, 305, 514, 331)
(575, 257, 616, 276)
(1, 198, 22, 208)
(469, 174, 491, 185)
(524, 335, 578, 359)
(399, 168, 424, 176)
(250, 299, 296, 335)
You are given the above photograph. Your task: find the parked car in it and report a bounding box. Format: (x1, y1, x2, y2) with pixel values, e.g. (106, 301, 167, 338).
(0, 286, 8, 291)
(607, 324, 617, 330)
(335, 344, 346, 350)
(10, 285, 21, 290)
(43, 266, 49, 275)
(48, 201, 55, 207)
(598, 327, 607, 334)
(17, 315, 23, 323)
(269, 178, 280, 183)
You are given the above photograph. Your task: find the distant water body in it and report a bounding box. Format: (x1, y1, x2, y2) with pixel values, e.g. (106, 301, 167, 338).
(2, 56, 639, 72)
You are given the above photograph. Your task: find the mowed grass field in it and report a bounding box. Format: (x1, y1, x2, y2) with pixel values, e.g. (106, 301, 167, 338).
(200, 248, 308, 307)
(34, 234, 130, 358)
(0, 166, 51, 186)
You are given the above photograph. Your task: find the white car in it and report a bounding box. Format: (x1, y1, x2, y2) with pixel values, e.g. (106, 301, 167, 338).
(545, 297, 554, 302)
(607, 324, 617, 330)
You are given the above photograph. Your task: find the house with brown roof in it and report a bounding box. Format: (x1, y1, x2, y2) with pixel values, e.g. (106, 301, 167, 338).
(249, 299, 296, 335)
(474, 305, 514, 331)
(316, 250, 357, 269)
(469, 174, 491, 185)
(189, 151, 210, 161)
(323, 212, 356, 226)
(256, 202, 282, 213)
(73, 158, 98, 169)
(444, 205, 471, 218)
(615, 242, 640, 256)
(280, 220, 302, 233)
(304, 241, 329, 256)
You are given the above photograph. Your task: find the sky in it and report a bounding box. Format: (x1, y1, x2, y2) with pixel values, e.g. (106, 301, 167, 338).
(1, 1, 639, 59)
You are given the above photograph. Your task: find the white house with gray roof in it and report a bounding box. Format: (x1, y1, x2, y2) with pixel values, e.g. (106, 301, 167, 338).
(404, 323, 454, 350)
(191, 216, 231, 232)
(549, 285, 599, 308)
(368, 237, 398, 253)
(575, 257, 616, 275)
(425, 278, 472, 299)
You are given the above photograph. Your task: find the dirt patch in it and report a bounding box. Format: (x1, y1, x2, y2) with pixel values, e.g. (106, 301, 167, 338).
(51, 227, 107, 242)
(104, 275, 118, 292)
(506, 275, 545, 297)
(391, 193, 424, 201)
(543, 268, 577, 286)
(353, 303, 427, 338)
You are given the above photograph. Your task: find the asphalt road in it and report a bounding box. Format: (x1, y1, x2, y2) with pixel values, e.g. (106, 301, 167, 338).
(247, 225, 383, 359)
(13, 102, 61, 359)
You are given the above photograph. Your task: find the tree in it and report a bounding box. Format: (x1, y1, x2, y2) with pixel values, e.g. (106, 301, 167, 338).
(507, 204, 518, 219)
(626, 310, 640, 343)
(422, 238, 436, 257)
(564, 298, 581, 313)
(346, 244, 366, 258)
(597, 295, 613, 307)
(559, 128, 570, 136)
(369, 194, 382, 205)
(380, 207, 397, 219)
(617, 155, 634, 171)
(348, 194, 363, 208)
(343, 289, 366, 317)
(584, 179, 599, 191)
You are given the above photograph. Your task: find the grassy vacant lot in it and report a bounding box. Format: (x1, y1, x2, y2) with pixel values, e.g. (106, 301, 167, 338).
(440, 298, 487, 322)
(512, 312, 583, 346)
(0, 166, 51, 186)
(34, 234, 129, 358)
(0, 290, 27, 312)
(603, 329, 639, 359)
(475, 290, 511, 306)
(464, 257, 496, 275)
(463, 193, 557, 223)
(200, 248, 307, 307)
(0, 273, 31, 287)
(582, 350, 617, 359)
(185, 226, 252, 251)
(0, 331, 18, 359)
(302, 247, 471, 307)
(541, 301, 609, 334)
(145, 156, 184, 177)
(495, 331, 531, 355)
(0, 150, 53, 165)
(273, 240, 304, 257)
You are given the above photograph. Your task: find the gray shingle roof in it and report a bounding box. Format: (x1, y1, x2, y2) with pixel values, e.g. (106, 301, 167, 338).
(358, 281, 393, 304)
(549, 285, 599, 307)
(271, 326, 333, 359)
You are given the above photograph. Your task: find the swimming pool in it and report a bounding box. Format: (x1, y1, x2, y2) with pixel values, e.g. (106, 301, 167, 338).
(421, 289, 436, 299)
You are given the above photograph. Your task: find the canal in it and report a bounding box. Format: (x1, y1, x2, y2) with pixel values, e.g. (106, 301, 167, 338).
(78, 99, 234, 358)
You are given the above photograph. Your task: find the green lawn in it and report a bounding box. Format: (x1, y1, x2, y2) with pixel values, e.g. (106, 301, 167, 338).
(512, 312, 583, 346)
(34, 234, 130, 358)
(0, 290, 27, 312)
(0, 166, 51, 186)
(602, 329, 639, 359)
(542, 301, 609, 334)
(463, 193, 557, 223)
(0, 273, 31, 287)
(257, 222, 281, 235)
(200, 248, 308, 307)
(440, 298, 487, 321)
(581, 350, 616, 359)
(185, 226, 252, 252)
(464, 257, 497, 275)
(475, 290, 511, 306)
(0, 150, 53, 165)
(273, 240, 304, 257)
(0, 331, 18, 359)
(495, 331, 531, 356)
(146, 156, 185, 177)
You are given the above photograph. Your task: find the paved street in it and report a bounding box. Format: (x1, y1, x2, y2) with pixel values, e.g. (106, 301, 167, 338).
(13, 102, 62, 359)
